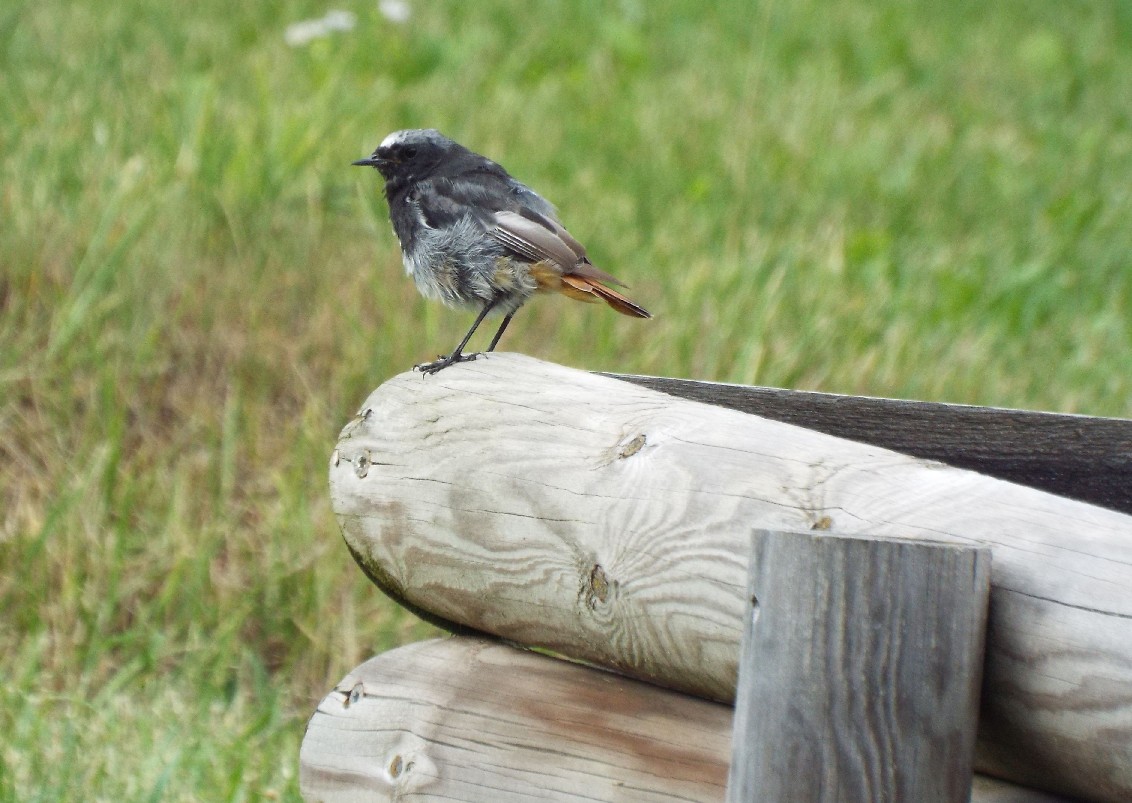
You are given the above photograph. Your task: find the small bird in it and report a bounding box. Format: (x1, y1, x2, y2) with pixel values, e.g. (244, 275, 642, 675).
(353, 129, 650, 374)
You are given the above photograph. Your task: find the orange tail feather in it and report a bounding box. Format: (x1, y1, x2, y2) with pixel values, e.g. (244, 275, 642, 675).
(560, 275, 651, 318)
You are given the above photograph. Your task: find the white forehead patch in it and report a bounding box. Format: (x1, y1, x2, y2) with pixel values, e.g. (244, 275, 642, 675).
(379, 130, 411, 149)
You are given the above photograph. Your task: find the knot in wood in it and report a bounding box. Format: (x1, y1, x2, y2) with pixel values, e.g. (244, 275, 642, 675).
(618, 433, 647, 459)
(583, 563, 611, 609)
(345, 681, 364, 708)
(340, 407, 373, 440)
(354, 449, 371, 479)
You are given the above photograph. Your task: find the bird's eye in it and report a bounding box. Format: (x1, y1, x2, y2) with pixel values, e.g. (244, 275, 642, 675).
(402, 146, 418, 159)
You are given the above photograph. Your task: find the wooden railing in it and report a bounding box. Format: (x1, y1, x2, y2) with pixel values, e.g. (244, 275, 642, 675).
(300, 354, 1132, 802)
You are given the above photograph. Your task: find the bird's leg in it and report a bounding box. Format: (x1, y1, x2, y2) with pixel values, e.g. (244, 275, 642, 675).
(484, 312, 515, 353)
(415, 297, 500, 375)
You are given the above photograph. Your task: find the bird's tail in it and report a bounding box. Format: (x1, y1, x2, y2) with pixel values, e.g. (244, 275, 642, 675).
(560, 275, 651, 318)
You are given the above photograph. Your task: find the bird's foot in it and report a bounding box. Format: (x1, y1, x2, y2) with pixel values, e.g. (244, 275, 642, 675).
(414, 351, 480, 375)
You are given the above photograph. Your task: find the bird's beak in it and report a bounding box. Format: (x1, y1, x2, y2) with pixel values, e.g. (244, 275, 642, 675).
(352, 156, 380, 167)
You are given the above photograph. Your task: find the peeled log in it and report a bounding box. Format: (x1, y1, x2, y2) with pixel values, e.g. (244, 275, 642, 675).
(330, 354, 1132, 801)
(299, 636, 1069, 803)
(299, 637, 732, 801)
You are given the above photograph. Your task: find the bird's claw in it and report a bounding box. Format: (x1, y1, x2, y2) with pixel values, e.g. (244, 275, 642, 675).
(414, 351, 480, 375)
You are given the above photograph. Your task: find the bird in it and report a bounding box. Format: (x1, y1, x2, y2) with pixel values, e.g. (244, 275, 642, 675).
(352, 129, 651, 374)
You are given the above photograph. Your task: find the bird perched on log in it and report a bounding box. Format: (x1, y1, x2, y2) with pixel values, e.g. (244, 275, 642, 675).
(353, 129, 651, 374)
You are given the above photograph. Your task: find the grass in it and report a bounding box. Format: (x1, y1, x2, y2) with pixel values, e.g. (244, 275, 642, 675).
(2, 0, 1131, 799)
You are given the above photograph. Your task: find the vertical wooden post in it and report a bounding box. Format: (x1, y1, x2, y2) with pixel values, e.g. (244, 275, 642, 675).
(727, 530, 991, 803)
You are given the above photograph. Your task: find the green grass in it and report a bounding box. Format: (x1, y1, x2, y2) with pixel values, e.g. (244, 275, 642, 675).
(2, 0, 1131, 799)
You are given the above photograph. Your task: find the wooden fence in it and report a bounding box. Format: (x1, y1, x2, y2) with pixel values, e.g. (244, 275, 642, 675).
(300, 354, 1132, 801)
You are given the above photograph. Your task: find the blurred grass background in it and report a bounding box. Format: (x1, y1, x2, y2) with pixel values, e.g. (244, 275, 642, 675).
(2, 0, 1131, 799)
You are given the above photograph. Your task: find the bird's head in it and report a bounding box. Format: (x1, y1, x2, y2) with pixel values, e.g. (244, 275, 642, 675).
(352, 128, 459, 185)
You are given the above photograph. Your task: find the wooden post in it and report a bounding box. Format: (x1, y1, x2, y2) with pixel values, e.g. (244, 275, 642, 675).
(727, 530, 991, 803)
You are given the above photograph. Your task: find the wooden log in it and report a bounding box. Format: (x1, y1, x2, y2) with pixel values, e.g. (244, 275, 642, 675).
(299, 636, 733, 802)
(727, 531, 992, 803)
(330, 354, 1132, 801)
(300, 636, 1071, 802)
(608, 374, 1132, 516)
(971, 776, 1079, 803)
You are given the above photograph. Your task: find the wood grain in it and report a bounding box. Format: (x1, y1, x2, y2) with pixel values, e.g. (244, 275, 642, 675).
(330, 353, 1132, 801)
(727, 531, 991, 803)
(299, 636, 1069, 803)
(970, 776, 1080, 803)
(607, 373, 1132, 516)
(299, 636, 733, 802)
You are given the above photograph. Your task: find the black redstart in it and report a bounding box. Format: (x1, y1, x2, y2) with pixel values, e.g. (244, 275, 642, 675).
(353, 129, 650, 374)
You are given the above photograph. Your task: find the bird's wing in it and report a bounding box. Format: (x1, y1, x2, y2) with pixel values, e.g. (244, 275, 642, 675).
(413, 170, 543, 226)
(490, 210, 580, 270)
(411, 179, 484, 229)
(490, 210, 627, 288)
(416, 171, 628, 288)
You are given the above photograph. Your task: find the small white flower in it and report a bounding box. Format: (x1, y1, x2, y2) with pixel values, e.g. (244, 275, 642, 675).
(378, 0, 411, 24)
(285, 10, 357, 47)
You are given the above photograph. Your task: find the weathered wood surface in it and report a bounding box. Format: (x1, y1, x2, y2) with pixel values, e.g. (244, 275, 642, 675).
(609, 373, 1132, 516)
(330, 354, 1132, 801)
(728, 531, 991, 803)
(300, 636, 1066, 803)
(970, 776, 1080, 803)
(299, 636, 733, 802)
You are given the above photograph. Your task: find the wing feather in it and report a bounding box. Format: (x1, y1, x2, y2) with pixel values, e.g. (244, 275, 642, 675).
(490, 210, 628, 288)
(490, 210, 580, 270)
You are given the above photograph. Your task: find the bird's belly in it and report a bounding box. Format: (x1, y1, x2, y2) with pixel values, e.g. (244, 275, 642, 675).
(404, 251, 475, 308)
(405, 224, 536, 313)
